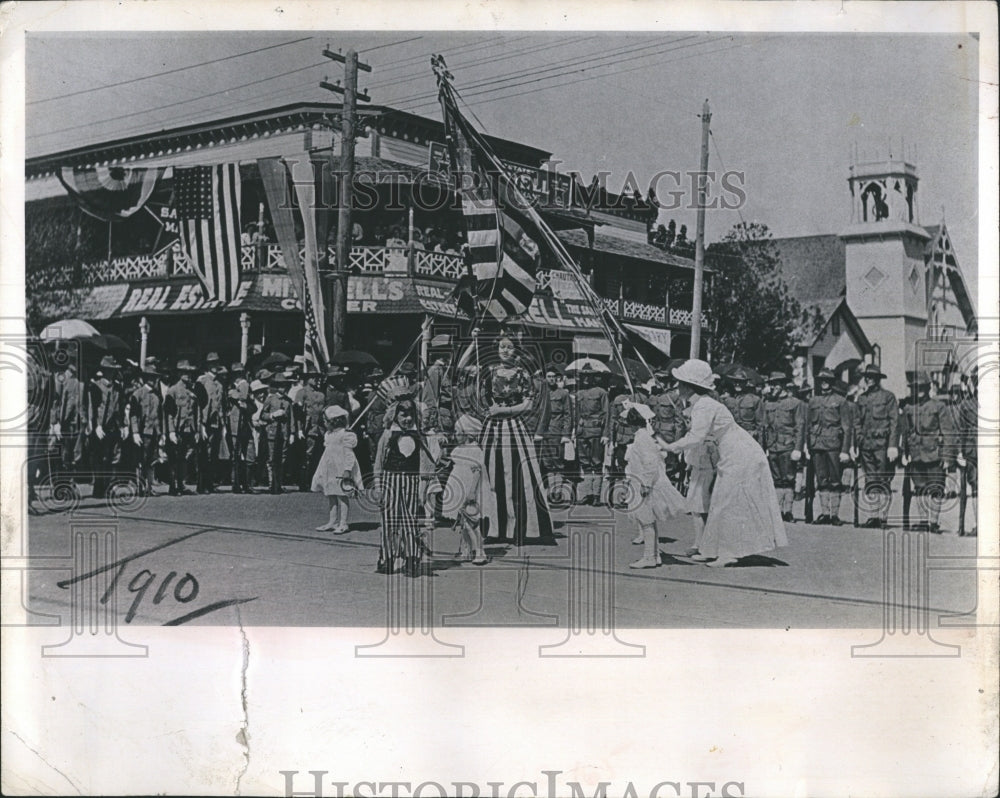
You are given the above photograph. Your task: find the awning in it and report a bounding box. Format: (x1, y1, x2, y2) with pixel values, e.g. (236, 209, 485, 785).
(625, 323, 672, 355)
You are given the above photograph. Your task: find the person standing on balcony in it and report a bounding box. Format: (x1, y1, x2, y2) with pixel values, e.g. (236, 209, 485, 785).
(89, 356, 126, 500)
(130, 363, 164, 497)
(163, 360, 201, 496)
(574, 363, 609, 506)
(194, 353, 224, 494)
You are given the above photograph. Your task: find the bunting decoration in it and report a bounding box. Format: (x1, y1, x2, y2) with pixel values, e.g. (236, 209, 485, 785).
(59, 165, 164, 221)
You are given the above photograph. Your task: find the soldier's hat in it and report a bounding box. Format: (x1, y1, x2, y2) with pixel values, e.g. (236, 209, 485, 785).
(861, 363, 886, 379)
(729, 366, 750, 382)
(911, 371, 932, 388)
(231, 362, 246, 373)
(99, 355, 121, 370)
(176, 359, 197, 372)
(257, 368, 274, 382)
(204, 352, 221, 366)
(326, 364, 346, 378)
(271, 372, 290, 385)
(228, 385, 249, 402)
(832, 379, 850, 397)
(141, 359, 163, 378)
(767, 371, 790, 384)
(816, 368, 836, 382)
(249, 379, 267, 393)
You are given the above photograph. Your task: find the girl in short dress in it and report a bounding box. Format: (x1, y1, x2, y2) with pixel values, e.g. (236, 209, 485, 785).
(311, 405, 363, 534)
(443, 414, 496, 566)
(619, 402, 687, 569)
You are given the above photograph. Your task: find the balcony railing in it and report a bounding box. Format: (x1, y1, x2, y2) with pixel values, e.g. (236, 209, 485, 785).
(31, 242, 707, 327)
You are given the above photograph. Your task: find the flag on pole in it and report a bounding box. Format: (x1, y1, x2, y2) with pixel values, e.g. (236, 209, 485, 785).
(173, 164, 243, 303)
(436, 58, 547, 322)
(257, 157, 331, 370)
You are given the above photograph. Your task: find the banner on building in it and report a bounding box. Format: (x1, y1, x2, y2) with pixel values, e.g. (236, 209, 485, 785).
(59, 165, 165, 221)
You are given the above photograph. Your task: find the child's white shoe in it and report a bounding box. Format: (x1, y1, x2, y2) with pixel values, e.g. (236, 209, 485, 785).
(332, 524, 350, 535)
(316, 523, 334, 532)
(629, 556, 660, 569)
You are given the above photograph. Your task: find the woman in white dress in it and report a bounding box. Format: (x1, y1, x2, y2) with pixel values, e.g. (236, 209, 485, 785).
(663, 360, 787, 567)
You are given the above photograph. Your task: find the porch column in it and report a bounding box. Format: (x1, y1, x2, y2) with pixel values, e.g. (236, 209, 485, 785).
(240, 312, 251, 364)
(138, 316, 150, 369)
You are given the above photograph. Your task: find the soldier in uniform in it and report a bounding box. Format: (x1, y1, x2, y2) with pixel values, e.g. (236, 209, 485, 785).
(164, 360, 201, 496)
(854, 363, 899, 528)
(228, 381, 256, 494)
(325, 364, 351, 418)
(898, 373, 955, 532)
(539, 364, 574, 499)
(89, 356, 127, 500)
(807, 368, 852, 525)
(763, 372, 806, 522)
(194, 353, 225, 493)
(260, 372, 294, 494)
(574, 363, 609, 505)
(606, 379, 648, 508)
(130, 363, 163, 497)
(955, 375, 978, 536)
(729, 368, 766, 445)
(52, 361, 88, 488)
(297, 370, 328, 492)
(649, 367, 688, 490)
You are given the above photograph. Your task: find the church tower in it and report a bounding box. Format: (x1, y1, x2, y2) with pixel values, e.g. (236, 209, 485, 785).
(840, 149, 931, 395)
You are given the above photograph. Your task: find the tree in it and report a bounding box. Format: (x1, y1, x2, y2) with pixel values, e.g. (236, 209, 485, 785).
(664, 219, 676, 250)
(673, 224, 694, 258)
(705, 221, 802, 369)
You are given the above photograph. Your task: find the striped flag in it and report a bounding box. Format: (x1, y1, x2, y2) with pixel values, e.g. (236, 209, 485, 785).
(438, 73, 543, 322)
(173, 164, 243, 303)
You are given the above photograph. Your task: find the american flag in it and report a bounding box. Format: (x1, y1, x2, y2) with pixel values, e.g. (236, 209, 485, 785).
(173, 164, 242, 303)
(438, 67, 544, 322)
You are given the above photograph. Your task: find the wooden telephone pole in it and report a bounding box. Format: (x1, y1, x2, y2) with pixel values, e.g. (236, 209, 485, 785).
(690, 99, 710, 360)
(321, 47, 371, 354)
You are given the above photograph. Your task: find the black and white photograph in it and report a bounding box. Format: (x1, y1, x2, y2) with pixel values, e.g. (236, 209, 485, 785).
(2, 2, 997, 796)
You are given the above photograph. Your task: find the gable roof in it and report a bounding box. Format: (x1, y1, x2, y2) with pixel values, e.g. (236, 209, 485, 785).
(923, 222, 977, 330)
(771, 234, 847, 306)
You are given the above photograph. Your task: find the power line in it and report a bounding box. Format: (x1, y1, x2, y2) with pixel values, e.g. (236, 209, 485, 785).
(359, 35, 425, 53)
(28, 36, 315, 105)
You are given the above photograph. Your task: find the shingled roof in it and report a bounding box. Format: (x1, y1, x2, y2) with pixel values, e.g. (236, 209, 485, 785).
(771, 234, 847, 305)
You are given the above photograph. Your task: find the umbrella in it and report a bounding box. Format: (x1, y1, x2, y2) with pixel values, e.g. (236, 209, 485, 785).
(716, 362, 764, 385)
(89, 333, 131, 353)
(330, 350, 379, 367)
(565, 357, 610, 373)
(260, 352, 291, 368)
(39, 319, 100, 341)
(610, 356, 653, 382)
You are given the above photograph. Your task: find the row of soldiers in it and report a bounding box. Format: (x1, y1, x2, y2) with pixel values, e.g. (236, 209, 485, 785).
(41, 352, 372, 501)
(715, 362, 979, 532)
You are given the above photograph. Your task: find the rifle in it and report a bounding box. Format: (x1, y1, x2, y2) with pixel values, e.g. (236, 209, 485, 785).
(958, 464, 968, 536)
(902, 467, 912, 530)
(852, 457, 860, 528)
(804, 457, 815, 523)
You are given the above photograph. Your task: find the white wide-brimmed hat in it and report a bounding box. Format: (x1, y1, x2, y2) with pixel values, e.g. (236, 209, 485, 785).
(671, 359, 717, 390)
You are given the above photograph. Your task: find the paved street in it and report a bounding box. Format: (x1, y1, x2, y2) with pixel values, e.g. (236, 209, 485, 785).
(24, 480, 981, 631)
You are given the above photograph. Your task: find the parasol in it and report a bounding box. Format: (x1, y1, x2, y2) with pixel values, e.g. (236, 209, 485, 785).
(565, 357, 610, 373)
(330, 350, 380, 367)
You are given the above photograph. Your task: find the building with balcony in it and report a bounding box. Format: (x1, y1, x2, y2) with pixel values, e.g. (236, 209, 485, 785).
(25, 102, 709, 368)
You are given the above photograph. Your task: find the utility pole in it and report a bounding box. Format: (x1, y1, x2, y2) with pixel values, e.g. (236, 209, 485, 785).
(690, 99, 710, 360)
(321, 47, 371, 354)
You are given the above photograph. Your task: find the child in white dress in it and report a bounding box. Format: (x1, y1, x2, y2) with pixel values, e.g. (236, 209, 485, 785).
(443, 414, 495, 565)
(620, 402, 687, 568)
(311, 405, 363, 534)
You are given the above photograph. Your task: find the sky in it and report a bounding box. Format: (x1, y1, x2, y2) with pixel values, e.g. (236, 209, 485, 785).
(24, 31, 981, 306)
